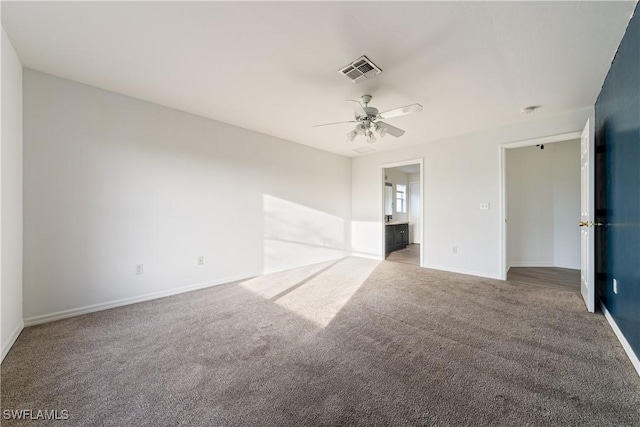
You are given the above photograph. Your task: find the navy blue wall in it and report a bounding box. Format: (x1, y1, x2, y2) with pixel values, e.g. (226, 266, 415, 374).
(595, 6, 640, 356)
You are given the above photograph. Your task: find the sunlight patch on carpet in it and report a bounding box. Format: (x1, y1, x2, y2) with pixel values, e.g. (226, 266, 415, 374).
(241, 257, 380, 327)
(240, 260, 337, 299)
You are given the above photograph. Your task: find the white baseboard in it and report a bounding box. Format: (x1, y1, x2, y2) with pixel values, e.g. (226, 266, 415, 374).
(1, 320, 24, 363)
(23, 254, 352, 327)
(600, 301, 640, 378)
(508, 262, 580, 270)
(552, 261, 581, 270)
(23, 273, 256, 327)
(351, 252, 384, 261)
(422, 264, 502, 280)
(508, 262, 555, 268)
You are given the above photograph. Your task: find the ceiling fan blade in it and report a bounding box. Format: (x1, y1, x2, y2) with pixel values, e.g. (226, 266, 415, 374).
(377, 121, 405, 138)
(378, 103, 423, 119)
(346, 99, 367, 117)
(313, 120, 358, 128)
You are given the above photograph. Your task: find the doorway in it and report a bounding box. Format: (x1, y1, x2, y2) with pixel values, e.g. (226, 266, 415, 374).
(381, 159, 423, 267)
(500, 132, 583, 283)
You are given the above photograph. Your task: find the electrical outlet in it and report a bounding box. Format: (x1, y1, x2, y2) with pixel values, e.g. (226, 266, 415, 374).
(135, 264, 144, 275)
(452, 246, 458, 254)
(613, 278, 618, 294)
(198, 256, 205, 265)
(480, 202, 490, 210)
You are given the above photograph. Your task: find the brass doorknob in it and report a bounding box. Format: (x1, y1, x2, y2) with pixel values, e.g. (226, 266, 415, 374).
(578, 221, 604, 227)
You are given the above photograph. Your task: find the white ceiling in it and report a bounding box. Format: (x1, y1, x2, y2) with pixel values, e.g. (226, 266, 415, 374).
(2, 1, 636, 157)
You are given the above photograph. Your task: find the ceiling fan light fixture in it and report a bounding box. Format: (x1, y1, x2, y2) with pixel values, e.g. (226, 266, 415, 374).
(314, 95, 421, 144)
(377, 122, 388, 138)
(366, 130, 377, 144)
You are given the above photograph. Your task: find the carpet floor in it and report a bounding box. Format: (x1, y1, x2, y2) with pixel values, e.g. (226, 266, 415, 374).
(2, 257, 639, 426)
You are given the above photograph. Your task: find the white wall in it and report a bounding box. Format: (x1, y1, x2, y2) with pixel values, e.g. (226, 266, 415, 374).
(351, 109, 590, 278)
(23, 70, 351, 323)
(408, 174, 421, 244)
(1, 28, 24, 361)
(552, 141, 581, 268)
(506, 145, 554, 267)
(506, 140, 580, 269)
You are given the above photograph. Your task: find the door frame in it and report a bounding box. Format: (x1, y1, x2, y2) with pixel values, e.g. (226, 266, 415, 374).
(499, 131, 582, 280)
(381, 158, 424, 267)
(408, 180, 421, 244)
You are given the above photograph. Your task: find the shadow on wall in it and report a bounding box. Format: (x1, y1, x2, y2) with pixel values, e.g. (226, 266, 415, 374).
(241, 257, 380, 327)
(262, 194, 346, 274)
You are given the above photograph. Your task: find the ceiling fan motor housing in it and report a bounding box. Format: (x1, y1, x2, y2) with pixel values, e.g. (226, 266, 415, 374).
(362, 106, 379, 118)
(355, 108, 379, 124)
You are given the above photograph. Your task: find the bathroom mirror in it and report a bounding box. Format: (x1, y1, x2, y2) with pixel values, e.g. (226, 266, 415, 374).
(384, 183, 393, 216)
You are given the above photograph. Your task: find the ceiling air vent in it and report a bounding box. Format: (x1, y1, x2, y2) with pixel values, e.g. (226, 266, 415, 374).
(354, 146, 376, 154)
(339, 55, 382, 83)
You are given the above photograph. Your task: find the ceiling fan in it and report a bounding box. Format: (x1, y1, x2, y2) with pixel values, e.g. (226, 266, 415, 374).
(314, 95, 423, 144)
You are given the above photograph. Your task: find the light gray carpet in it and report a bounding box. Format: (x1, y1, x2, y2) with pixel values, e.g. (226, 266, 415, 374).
(2, 257, 639, 426)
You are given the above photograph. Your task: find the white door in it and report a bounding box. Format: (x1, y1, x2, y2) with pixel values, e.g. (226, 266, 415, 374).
(409, 181, 421, 244)
(580, 119, 595, 313)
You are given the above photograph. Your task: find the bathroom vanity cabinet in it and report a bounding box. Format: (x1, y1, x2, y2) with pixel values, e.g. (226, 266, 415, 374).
(385, 222, 409, 255)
